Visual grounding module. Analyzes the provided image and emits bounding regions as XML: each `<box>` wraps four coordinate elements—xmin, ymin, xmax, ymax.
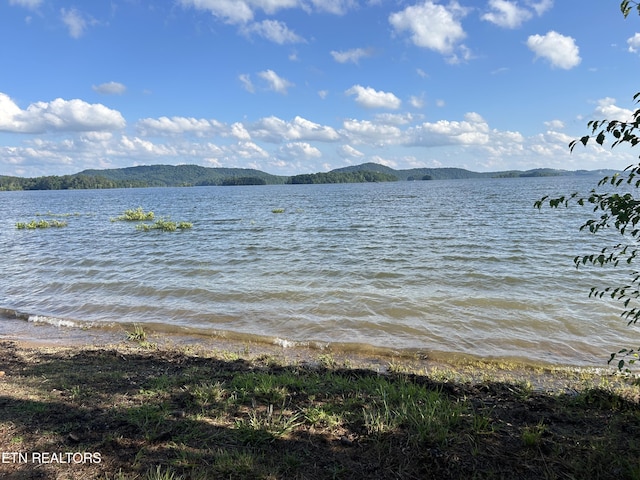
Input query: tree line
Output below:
<box><xmin>287</xmin><ymin>171</ymin><xmax>398</xmax><ymax>184</ymax></box>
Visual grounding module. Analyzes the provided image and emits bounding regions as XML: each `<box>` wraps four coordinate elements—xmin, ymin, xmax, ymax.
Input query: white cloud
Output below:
<box><xmin>339</xmin><ymin>144</ymin><xmax>365</xmax><ymax>158</ymax></box>
<box><xmin>60</xmin><ymin>8</ymin><xmax>91</xmax><ymax>39</ymax></box>
<box><xmin>406</xmin><ymin>113</ymin><xmax>490</xmax><ymax>147</ymax></box>
<box><xmin>258</xmin><ymin>69</ymin><xmax>294</xmax><ymax>94</ymax></box>
<box><xmin>279</xmin><ymin>142</ymin><xmax>322</xmax><ymax>160</ymax></box>
<box><xmin>0</xmin><ymin>93</ymin><xmax>125</xmax><ymax>133</ymax></box>
<box><xmin>482</xmin><ymin>0</ymin><xmax>532</xmax><ymax>28</ymax></box>
<box><xmin>482</xmin><ymin>1</ymin><xmax>552</xmax><ymax>28</ymax></box>
<box><xmin>527</xmin><ymin>31</ymin><xmax>581</xmax><ymax>69</ymax></box>
<box><xmin>179</xmin><ymin>0</ymin><xmax>352</xmax><ymax>25</ymax></box>
<box><xmin>318</xmin><ymin>90</ymin><xmax>329</xmax><ymax>99</ymax></box>
<box><xmin>544</xmin><ymin>119</ymin><xmax>564</xmax><ymax>130</ymax></box>
<box><xmin>234</xmin><ymin>140</ymin><xmax>269</xmax><ymax>159</ymax></box>
<box><xmin>92</xmin><ymin>82</ymin><xmax>127</xmax><ymax>95</ymax></box>
<box><xmin>342</xmin><ymin>119</ymin><xmax>402</xmax><ymax>146</ymax></box>
<box><xmin>593</xmin><ymin>97</ymin><xmax>635</xmax><ymax>122</ymax></box>
<box><xmin>178</xmin><ymin>0</ymin><xmax>255</xmax><ymax>24</ymax></box>
<box><xmin>136</xmin><ymin>116</ymin><xmax>225</xmax><ymax>137</ymax></box>
<box><xmin>330</xmin><ymin>47</ymin><xmax>373</xmax><ymax>64</ymax></box>
<box><xmin>9</xmin><ymin>0</ymin><xmax>42</xmax><ymax>9</ymax></box>
<box><xmin>527</xmin><ymin>0</ymin><xmax>553</xmax><ymax>16</ymax></box>
<box><xmin>389</xmin><ymin>1</ymin><xmax>468</xmax><ymax>59</ymax></box>
<box><xmin>249</xmin><ymin>115</ymin><xmax>341</xmax><ymax>142</ymax></box>
<box><xmin>628</xmin><ymin>33</ymin><xmax>640</xmax><ymax>53</ymax></box>
<box><xmin>346</xmin><ymin>85</ymin><xmax>402</xmax><ymax>110</ymax></box>
<box><xmin>231</xmin><ymin>122</ymin><xmax>251</xmax><ymax>140</ymax></box>
<box><xmin>373</xmin><ymin>113</ymin><xmax>416</xmax><ymax>125</ymax></box>
<box><xmin>409</xmin><ymin>95</ymin><xmax>425</xmax><ymax>109</ymax></box>
<box><xmin>241</xmin><ymin>19</ymin><xmax>305</xmax><ymax>44</ymax></box>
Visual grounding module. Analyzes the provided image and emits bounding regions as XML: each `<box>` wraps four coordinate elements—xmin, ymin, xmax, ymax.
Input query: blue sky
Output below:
<box><xmin>1</xmin><ymin>0</ymin><xmax>639</xmax><ymax>177</ymax></box>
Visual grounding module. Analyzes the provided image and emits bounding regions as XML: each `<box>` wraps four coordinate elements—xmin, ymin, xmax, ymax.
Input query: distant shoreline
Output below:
<box><xmin>0</xmin><ymin>162</ymin><xmax>617</xmax><ymax>191</ymax></box>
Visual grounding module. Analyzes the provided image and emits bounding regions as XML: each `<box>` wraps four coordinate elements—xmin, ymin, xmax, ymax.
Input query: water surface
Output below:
<box><xmin>1</xmin><ymin>176</ymin><xmax>635</xmax><ymax>366</ymax></box>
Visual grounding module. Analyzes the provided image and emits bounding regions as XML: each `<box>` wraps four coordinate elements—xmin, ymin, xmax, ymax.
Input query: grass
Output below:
<box><xmin>1</xmin><ymin>338</ymin><xmax>640</xmax><ymax>479</ymax></box>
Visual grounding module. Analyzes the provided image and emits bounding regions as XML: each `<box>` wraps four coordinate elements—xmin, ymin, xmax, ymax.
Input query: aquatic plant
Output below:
<box><xmin>136</xmin><ymin>218</ymin><xmax>193</xmax><ymax>232</ymax></box>
<box><xmin>126</xmin><ymin>324</ymin><xmax>149</xmax><ymax>344</ymax></box>
<box><xmin>16</xmin><ymin>219</ymin><xmax>68</xmax><ymax>229</ymax></box>
<box><xmin>271</xmin><ymin>208</ymin><xmax>285</xmax><ymax>214</ymax></box>
<box><xmin>112</xmin><ymin>207</ymin><xmax>155</xmax><ymax>222</ymax></box>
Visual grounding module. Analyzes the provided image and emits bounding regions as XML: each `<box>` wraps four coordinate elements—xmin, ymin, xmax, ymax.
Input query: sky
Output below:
<box><xmin>1</xmin><ymin>0</ymin><xmax>640</xmax><ymax>178</ymax></box>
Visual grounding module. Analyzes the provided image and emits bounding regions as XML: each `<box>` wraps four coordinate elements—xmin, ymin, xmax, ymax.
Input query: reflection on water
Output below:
<box><xmin>0</xmin><ymin>176</ymin><xmax>635</xmax><ymax>366</ymax></box>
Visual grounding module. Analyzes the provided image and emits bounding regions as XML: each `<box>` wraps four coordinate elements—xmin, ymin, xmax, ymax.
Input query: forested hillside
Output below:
<box><xmin>0</xmin><ymin>162</ymin><xmax>617</xmax><ymax>191</ymax></box>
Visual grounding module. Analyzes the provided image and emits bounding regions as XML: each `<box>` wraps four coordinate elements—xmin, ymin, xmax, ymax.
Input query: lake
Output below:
<box><xmin>1</xmin><ymin>176</ymin><xmax>636</xmax><ymax>366</ymax></box>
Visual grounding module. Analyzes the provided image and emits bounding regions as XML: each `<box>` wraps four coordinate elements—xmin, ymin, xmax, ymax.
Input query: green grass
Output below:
<box><xmin>2</xmin><ymin>340</ymin><xmax>640</xmax><ymax>480</ymax></box>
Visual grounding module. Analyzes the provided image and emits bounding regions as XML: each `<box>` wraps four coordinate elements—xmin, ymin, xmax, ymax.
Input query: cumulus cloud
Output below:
<box><xmin>330</xmin><ymin>47</ymin><xmax>373</xmax><ymax>64</ymax></box>
<box><xmin>373</xmin><ymin>113</ymin><xmax>416</xmax><ymax>125</ymax></box>
<box><xmin>0</xmin><ymin>93</ymin><xmax>125</xmax><ymax>133</ymax></box>
<box><xmin>249</xmin><ymin>115</ymin><xmax>341</xmax><ymax>143</ymax></box>
<box><xmin>482</xmin><ymin>0</ymin><xmax>532</xmax><ymax>28</ymax></box>
<box><xmin>178</xmin><ymin>0</ymin><xmax>256</xmax><ymax>24</ymax></box>
<box><xmin>528</xmin><ymin>0</ymin><xmax>553</xmax><ymax>16</ymax></box>
<box><xmin>339</xmin><ymin>144</ymin><xmax>365</xmax><ymax>158</ymax></box>
<box><xmin>231</xmin><ymin>122</ymin><xmax>251</xmax><ymax>140</ymax></box>
<box><xmin>258</xmin><ymin>69</ymin><xmax>294</xmax><ymax>94</ymax></box>
<box><xmin>406</xmin><ymin>113</ymin><xmax>490</xmax><ymax>147</ymax></box>
<box><xmin>628</xmin><ymin>33</ymin><xmax>640</xmax><ymax>53</ymax></box>
<box><xmin>346</xmin><ymin>85</ymin><xmax>402</xmax><ymax>110</ymax></box>
<box><xmin>544</xmin><ymin>119</ymin><xmax>564</xmax><ymax>130</ymax></box>
<box><xmin>481</xmin><ymin>0</ymin><xmax>552</xmax><ymax>28</ymax></box>
<box><xmin>136</xmin><ymin>116</ymin><xmax>225</xmax><ymax>137</ymax></box>
<box><xmin>389</xmin><ymin>1</ymin><xmax>468</xmax><ymax>59</ymax></box>
<box><xmin>527</xmin><ymin>31</ymin><xmax>581</xmax><ymax>69</ymax></box>
<box><xmin>92</xmin><ymin>81</ymin><xmax>127</xmax><ymax>95</ymax></box>
<box><xmin>241</xmin><ymin>19</ymin><xmax>305</xmax><ymax>44</ymax></box>
<box><xmin>593</xmin><ymin>97</ymin><xmax>635</xmax><ymax>122</ymax></box>
<box><xmin>179</xmin><ymin>0</ymin><xmax>354</xmax><ymax>26</ymax></box>
<box><xmin>234</xmin><ymin>140</ymin><xmax>269</xmax><ymax>159</ymax></box>
<box><xmin>342</xmin><ymin>119</ymin><xmax>402</xmax><ymax>146</ymax></box>
<box><xmin>278</xmin><ymin>142</ymin><xmax>322</xmax><ymax>160</ymax></box>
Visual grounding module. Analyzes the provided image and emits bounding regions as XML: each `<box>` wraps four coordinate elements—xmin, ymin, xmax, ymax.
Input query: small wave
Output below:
<box><xmin>28</xmin><ymin>315</ymin><xmax>78</xmax><ymax>328</ymax></box>
<box><xmin>273</xmin><ymin>337</ymin><xmax>310</xmax><ymax>349</ymax></box>
<box><xmin>0</xmin><ymin>307</ymin><xmax>88</xmax><ymax>329</ymax></box>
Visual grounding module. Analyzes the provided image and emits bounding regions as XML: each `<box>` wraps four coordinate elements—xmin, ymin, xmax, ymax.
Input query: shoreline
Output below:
<box><xmin>0</xmin><ymin>317</ymin><xmax>621</xmax><ymax>395</ymax></box>
<box><xmin>2</xmin><ymin>328</ymin><xmax>640</xmax><ymax>479</ymax></box>
<box><xmin>0</xmin><ymin>307</ymin><xmax>612</xmax><ymax>374</ymax></box>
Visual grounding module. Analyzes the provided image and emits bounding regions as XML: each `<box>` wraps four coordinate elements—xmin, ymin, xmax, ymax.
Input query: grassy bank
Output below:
<box><xmin>1</xmin><ymin>335</ymin><xmax>640</xmax><ymax>479</ymax></box>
